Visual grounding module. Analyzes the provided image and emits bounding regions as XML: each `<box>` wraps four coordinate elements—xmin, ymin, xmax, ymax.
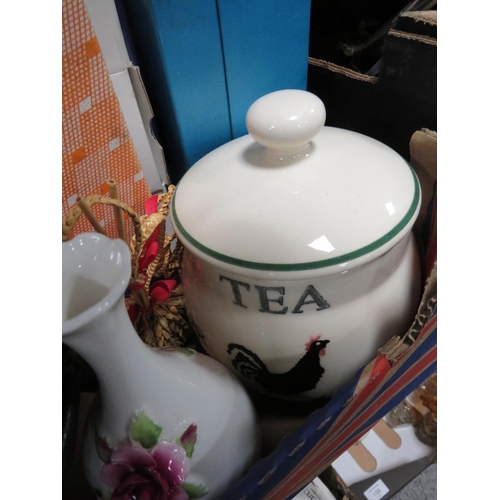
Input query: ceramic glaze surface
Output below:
<box><xmin>245</xmin><ymin>89</ymin><xmax>326</xmax><ymax>153</ymax></box>
<box><xmin>171</xmin><ymin>90</ymin><xmax>423</xmax><ymax>400</ymax></box>
<box><xmin>62</xmin><ymin>234</ymin><xmax>261</xmax><ymax>499</ymax></box>
<box><xmin>182</xmin><ymin>232</ymin><xmax>421</xmax><ymax>399</ymax></box>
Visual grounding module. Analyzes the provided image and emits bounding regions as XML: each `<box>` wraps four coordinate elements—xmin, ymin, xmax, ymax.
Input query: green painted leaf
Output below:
<box><xmin>129</xmin><ymin>411</ymin><xmax>162</xmax><ymax>449</ymax></box>
<box><xmin>181</xmin><ymin>482</ymin><xmax>208</xmax><ymax>499</ymax></box>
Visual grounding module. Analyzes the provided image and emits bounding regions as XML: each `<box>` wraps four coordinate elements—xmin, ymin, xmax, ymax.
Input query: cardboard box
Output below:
<box><xmin>62</xmin><ymin>6</ymin><xmax>437</xmax><ymax>499</ymax></box>
<box><xmin>308</xmin><ymin>11</ymin><xmax>437</xmax><ymax>163</ymax></box>
<box><xmin>84</xmin><ymin>0</ymin><xmax>169</xmax><ymax>193</ymax></box>
<box><xmin>117</xmin><ymin>0</ymin><xmax>311</xmax><ymax>183</ymax></box>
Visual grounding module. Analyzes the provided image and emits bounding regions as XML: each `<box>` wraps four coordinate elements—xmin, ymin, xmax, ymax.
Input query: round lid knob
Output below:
<box><xmin>245</xmin><ymin>89</ymin><xmax>326</xmax><ymax>154</ymax></box>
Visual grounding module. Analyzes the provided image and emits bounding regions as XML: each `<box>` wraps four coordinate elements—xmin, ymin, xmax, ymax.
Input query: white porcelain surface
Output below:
<box><xmin>62</xmin><ymin>234</ymin><xmax>261</xmax><ymax>499</ymax></box>
<box><xmin>246</xmin><ymin>89</ymin><xmax>326</xmax><ymax>154</ymax></box>
<box><xmin>182</xmin><ymin>232</ymin><xmax>421</xmax><ymax>399</ymax></box>
<box><xmin>171</xmin><ymin>90</ymin><xmax>422</xmax><ymax>400</ymax></box>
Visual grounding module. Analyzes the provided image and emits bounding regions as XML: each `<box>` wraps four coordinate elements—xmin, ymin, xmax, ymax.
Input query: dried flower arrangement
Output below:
<box><xmin>62</xmin><ymin>181</ymin><xmax>193</xmax><ymax>348</ymax></box>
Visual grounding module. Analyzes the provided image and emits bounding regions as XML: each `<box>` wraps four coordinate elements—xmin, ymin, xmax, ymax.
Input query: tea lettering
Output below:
<box><xmin>219</xmin><ymin>276</ymin><xmax>330</xmax><ymax>314</ymax></box>
<box><xmin>219</xmin><ymin>276</ymin><xmax>250</xmax><ymax>308</ymax></box>
<box><xmin>255</xmin><ymin>285</ymin><xmax>287</xmax><ymax>314</ymax></box>
<box><xmin>291</xmin><ymin>284</ymin><xmax>330</xmax><ymax>313</ymax></box>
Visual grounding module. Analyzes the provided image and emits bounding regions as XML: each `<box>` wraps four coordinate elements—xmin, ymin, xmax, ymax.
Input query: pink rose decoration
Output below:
<box><xmin>101</xmin><ymin>442</ymin><xmax>190</xmax><ymax>500</ymax></box>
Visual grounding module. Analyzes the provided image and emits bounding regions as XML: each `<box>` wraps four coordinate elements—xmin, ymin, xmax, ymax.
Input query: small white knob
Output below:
<box><xmin>246</xmin><ymin>89</ymin><xmax>326</xmax><ymax>154</ymax></box>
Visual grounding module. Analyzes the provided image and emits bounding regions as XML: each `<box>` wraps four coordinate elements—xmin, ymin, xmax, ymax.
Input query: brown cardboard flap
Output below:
<box><xmin>308</xmin><ymin>58</ymin><xmax>378</xmax><ymax>83</ymax></box>
<box><xmin>308</xmin><ymin>10</ymin><xmax>437</xmax><ymax>161</ymax></box>
<box><xmin>401</xmin><ymin>10</ymin><xmax>437</xmax><ymax>25</ymax></box>
<box><xmin>410</xmin><ymin>129</ymin><xmax>437</xmax><ymax>240</ymax></box>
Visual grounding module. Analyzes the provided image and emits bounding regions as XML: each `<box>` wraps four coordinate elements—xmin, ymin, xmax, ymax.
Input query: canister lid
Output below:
<box><xmin>171</xmin><ymin>90</ymin><xmax>421</xmax><ymax>275</ymax></box>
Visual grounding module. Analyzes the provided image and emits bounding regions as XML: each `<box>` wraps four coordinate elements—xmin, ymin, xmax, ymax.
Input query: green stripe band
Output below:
<box><xmin>172</xmin><ymin>165</ymin><xmax>420</xmax><ymax>272</ymax></box>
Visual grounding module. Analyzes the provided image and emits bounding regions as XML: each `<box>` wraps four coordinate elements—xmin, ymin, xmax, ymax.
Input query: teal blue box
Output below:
<box><xmin>119</xmin><ymin>0</ymin><xmax>311</xmax><ymax>183</ymax></box>
<box><xmin>217</xmin><ymin>0</ymin><xmax>311</xmax><ymax>139</ymax></box>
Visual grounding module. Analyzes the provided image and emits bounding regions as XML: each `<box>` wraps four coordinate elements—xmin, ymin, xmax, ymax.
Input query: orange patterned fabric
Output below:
<box><xmin>62</xmin><ymin>0</ymin><xmax>151</xmax><ymax>239</ymax></box>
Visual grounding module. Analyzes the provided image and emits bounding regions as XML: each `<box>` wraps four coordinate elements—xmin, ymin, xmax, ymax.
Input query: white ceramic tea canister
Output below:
<box><xmin>171</xmin><ymin>89</ymin><xmax>422</xmax><ymax>400</ymax></box>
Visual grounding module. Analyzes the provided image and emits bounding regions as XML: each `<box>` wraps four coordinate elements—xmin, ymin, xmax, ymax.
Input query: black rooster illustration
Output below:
<box><xmin>227</xmin><ymin>339</ymin><xmax>330</xmax><ymax>396</ymax></box>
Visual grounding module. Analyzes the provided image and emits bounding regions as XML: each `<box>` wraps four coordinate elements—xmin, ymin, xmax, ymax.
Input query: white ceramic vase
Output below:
<box><xmin>62</xmin><ymin>233</ymin><xmax>261</xmax><ymax>500</ymax></box>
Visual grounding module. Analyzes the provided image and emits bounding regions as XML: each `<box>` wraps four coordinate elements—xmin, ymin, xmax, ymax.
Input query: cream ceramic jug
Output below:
<box><xmin>171</xmin><ymin>90</ymin><xmax>422</xmax><ymax>400</ymax></box>
<box><xmin>62</xmin><ymin>233</ymin><xmax>261</xmax><ymax>499</ymax></box>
